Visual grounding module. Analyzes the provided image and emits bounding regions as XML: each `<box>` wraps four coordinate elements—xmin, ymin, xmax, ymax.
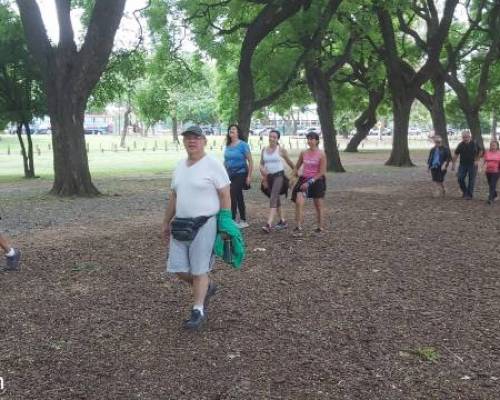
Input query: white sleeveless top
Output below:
<box><xmin>262</xmin><ymin>146</ymin><xmax>284</xmax><ymax>174</ymax></box>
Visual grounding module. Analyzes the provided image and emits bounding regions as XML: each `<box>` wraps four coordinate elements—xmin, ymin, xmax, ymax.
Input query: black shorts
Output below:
<box><xmin>430</xmin><ymin>167</ymin><xmax>447</xmax><ymax>183</ymax></box>
<box><xmin>291</xmin><ymin>176</ymin><xmax>326</xmax><ymax>202</ymax></box>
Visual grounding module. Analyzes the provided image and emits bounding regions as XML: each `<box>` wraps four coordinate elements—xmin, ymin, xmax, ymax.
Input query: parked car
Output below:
<box><xmin>84</xmin><ymin>127</ymin><xmax>107</xmax><ymax>135</ymax></box>
<box><xmin>201</xmin><ymin>126</ymin><xmax>214</xmax><ymax>135</ymax></box>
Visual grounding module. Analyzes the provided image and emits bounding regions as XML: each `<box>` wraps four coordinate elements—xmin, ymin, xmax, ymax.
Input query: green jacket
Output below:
<box><xmin>213</xmin><ymin>209</ymin><xmax>245</xmax><ymax>269</ymax></box>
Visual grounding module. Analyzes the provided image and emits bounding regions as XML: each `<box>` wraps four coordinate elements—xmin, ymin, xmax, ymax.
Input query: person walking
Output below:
<box><xmin>162</xmin><ymin>125</ymin><xmax>232</xmax><ymax>330</ymax></box>
<box><xmin>224</xmin><ymin>124</ymin><xmax>253</xmax><ymax>228</ymax></box>
<box><xmin>259</xmin><ymin>129</ymin><xmax>295</xmax><ymax>233</ymax></box>
<box><xmin>427</xmin><ymin>135</ymin><xmax>451</xmax><ymax>197</ymax></box>
<box><xmin>291</xmin><ymin>131</ymin><xmax>327</xmax><ymax>232</ymax></box>
<box><xmin>481</xmin><ymin>140</ymin><xmax>500</xmax><ymax>204</ymax></box>
<box><xmin>0</xmin><ymin>231</ymin><xmax>21</xmax><ymax>271</ymax></box>
<box><xmin>452</xmin><ymin>131</ymin><xmax>482</xmax><ymax>199</ymax></box>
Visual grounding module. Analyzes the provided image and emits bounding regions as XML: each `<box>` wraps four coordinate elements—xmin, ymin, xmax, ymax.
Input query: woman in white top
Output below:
<box><xmin>259</xmin><ymin>129</ymin><xmax>295</xmax><ymax>233</ymax></box>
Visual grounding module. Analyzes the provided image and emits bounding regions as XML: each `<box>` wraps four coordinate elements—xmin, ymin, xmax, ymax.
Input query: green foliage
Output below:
<box><xmin>0</xmin><ymin>3</ymin><xmax>46</xmax><ymax>124</ymax></box>
<box><xmin>89</xmin><ymin>49</ymin><xmax>146</xmax><ymax>111</ymax></box>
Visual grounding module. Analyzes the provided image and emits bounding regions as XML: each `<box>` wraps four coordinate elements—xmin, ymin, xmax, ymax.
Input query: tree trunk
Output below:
<box><xmin>491</xmin><ymin>110</ymin><xmax>497</xmax><ymax>140</ymax></box>
<box><xmin>464</xmin><ymin>109</ymin><xmax>484</xmax><ymax>149</ymax></box>
<box><xmin>290</xmin><ymin>111</ymin><xmax>298</xmax><ymax>135</ymax></box>
<box><xmin>23</xmin><ymin>122</ymin><xmax>35</xmax><ymax>177</ymax></box>
<box><xmin>172</xmin><ymin>113</ymin><xmax>179</xmax><ymax>143</ymax></box>
<box><xmin>16</xmin><ymin>122</ymin><xmax>30</xmax><ymax>178</ymax></box>
<box><xmin>430</xmin><ymin>76</ymin><xmax>449</xmax><ymax>146</ymax></box>
<box><xmin>305</xmin><ymin>63</ymin><xmax>345</xmax><ymax>172</ymax></box>
<box><xmin>17</xmin><ymin>0</ymin><xmax>126</xmax><ymax>196</ymax></box>
<box><xmin>345</xmin><ymin>87</ymin><xmax>384</xmax><ymax>152</ymax></box>
<box><xmin>237</xmin><ymin>95</ymin><xmax>253</xmax><ymax>140</ymax></box>
<box><xmin>120</xmin><ymin>104</ymin><xmax>131</xmax><ymax>148</ymax></box>
<box><xmin>48</xmin><ymin>95</ymin><xmax>98</xmax><ymax>196</ymax></box>
<box><xmin>386</xmin><ymin>97</ymin><xmax>414</xmax><ymax>166</ymax></box>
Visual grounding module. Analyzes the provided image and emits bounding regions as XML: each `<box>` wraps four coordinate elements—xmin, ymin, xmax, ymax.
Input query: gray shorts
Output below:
<box><xmin>166</xmin><ymin>216</ymin><xmax>216</xmax><ymax>276</ymax></box>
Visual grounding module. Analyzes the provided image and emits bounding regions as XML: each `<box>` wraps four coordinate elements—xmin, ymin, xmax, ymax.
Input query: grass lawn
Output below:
<box><xmin>0</xmin><ymin>133</ymin><xmax>434</xmax><ymax>184</ymax></box>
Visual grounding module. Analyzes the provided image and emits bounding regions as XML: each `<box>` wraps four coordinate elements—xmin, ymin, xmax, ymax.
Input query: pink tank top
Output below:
<box><xmin>302</xmin><ymin>150</ymin><xmax>322</xmax><ymax>178</ymax></box>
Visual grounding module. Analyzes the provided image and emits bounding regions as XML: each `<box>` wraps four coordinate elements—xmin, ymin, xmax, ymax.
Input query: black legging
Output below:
<box><xmin>230</xmin><ymin>173</ymin><xmax>246</xmax><ymax>221</ymax></box>
<box><xmin>486</xmin><ymin>172</ymin><xmax>499</xmax><ymax>201</ymax></box>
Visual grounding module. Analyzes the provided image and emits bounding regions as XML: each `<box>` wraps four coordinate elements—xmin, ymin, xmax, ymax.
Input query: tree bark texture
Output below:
<box><xmin>16</xmin><ymin>0</ymin><xmax>126</xmax><ymax>196</ymax></box>
<box><xmin>386</xmin><ymin>97</ymin><xmax>414</xmax><ymax>167</ymax></box>
<box><xmin>345</xmin><ymin>86</ymin><xmax>384</xmax><ymax>152</ymax></box>
<box><xmin>376</xmin><ymin>1</ymin><xmax>458</xmax><ymax>166</ymax></box>
<box><xmin>305</xmin><ymin>63</ymin><xmax>345</xmax><ymax>172</ymax></box>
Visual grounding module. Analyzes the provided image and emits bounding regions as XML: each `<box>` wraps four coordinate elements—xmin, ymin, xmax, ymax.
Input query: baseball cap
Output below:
<box><xmin>181</xmin><ymin>125</ymin><xmax>204</xmax><ymax>137</ymax></box>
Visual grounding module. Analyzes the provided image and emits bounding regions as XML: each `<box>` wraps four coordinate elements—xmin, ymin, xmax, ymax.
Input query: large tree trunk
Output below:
<box><xmin>17</xmin><ymin>0</ymin><xmax>126</xmax><ymax>196</ymax></box>
<box><xmin>430</xmin><ymin>76</ymin><xmax>449</xmax><ymax>145</ymax></box>
<box><xmin>386</xmin><ymin>97</ymin><xmax>414</xmax><ymax>166</ymax></box>
<box><xmin>346</xmin><ymin>86</ymin><xmax>384</xmax><ymax>152</ymax></box>
<box><xmin>48</xmin><ymin>96</ymin><xmax>98</xmax><ymax>196</ymax></box>
<box><xmin>417</xmin><ymin>76</ymin><xmax>449</xmax><ymax>147</ymax></box>
<box><xmin>237</xmin><ymin>90</ymin><xmax>253</xmax><ymax>140</ymax></box>
<box><xmin>305</xmin><ymin>63</ymin><xmax>345</xmax><ymax>172</ymax></box>
<box><xmin>464</xmin><ymin>108</ymin><xmax>484</xmax><ymax>148</ymax></box>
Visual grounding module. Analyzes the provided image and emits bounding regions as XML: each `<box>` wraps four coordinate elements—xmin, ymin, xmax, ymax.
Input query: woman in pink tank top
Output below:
<box><xmin>291</xmin><ymin>131</ymin><xmax>327</xmax><ymax>232</ymax></box>
<box><xmin>481</xmin><ymin>140</ymin><xmax>500</xmax><ymax>204</ymax></box>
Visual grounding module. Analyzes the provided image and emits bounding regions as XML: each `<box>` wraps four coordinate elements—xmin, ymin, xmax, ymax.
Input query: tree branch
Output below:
<box><xmin>16</xmin><ymin>0</ymin><xmax>53</xmax><ymax>80</ymax></box>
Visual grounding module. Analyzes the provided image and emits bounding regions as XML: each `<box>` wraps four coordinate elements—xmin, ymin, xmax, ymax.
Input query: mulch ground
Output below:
<box><xmin>1</xmin><ymin>151</ymin><xmax>499</xmax><ymax>399</ymax></box>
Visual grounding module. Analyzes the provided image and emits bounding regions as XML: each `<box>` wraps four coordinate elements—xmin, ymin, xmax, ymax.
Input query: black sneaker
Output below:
<box><xmin>275</xmin><ymin>220</ymin><xmax>288</xmax><ymax>230</ymax></box>
<box><xmin>204</xmin><ymin>282</ymin><xmax>218</xmax><ymax>309</ymax></box>
<box><xmin>5</xmin><ymin>249</ymin><xmax>21</xmax><ymax>271</ymax></box>
<box><xmin>183</xmin><ymin>309</ymin><xmax>206</xmax><ymax>330</ymax></box>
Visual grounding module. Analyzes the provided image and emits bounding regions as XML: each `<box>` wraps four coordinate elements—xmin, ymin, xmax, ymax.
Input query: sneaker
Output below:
<box><xmin>275</xmin><ymin>220</ymin><xmax>288</xmax><ymax>230</ymax></box>
<box><xmin>204</xmin><ymin>282</ymin><xmax>218</xmax><ymax>309</ymax></box>
<box><xmin>183</xmin><ymin>309</ymin><xmax>206</xmax><ymax>331</ymax></box>
<box><xmin>238</xmin><ymin>221</ymin><xmax>249</xmax><ymax>229</ymax></box>
<box><xmin>261</xmin><ymin>223</ymin><xmax>271</xmax><ymax>233</ymax></box>
<box><xmin>5</xmin><ymin>249</ymin><xmax>21</xmax><ymax>271</ymax></box>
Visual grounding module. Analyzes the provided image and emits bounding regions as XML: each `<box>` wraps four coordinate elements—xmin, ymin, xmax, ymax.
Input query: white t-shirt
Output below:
<box><xmin>171</xmin><ymin>154</ymin><xmax>230</xmax><ymax>218</ymax></box>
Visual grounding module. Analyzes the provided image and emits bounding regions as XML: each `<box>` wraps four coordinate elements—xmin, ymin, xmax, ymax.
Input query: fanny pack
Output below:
<box><xmin>171</xmin><ymin>216</ymin><xmax>211</xmax><ymax>241</ymax></box>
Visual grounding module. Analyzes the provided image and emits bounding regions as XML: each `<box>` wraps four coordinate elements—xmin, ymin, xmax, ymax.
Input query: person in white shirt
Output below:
<box><xmin>162</xmin><ymin>125</ymin><xmax>231</xmax><ymax>330</ymax></box>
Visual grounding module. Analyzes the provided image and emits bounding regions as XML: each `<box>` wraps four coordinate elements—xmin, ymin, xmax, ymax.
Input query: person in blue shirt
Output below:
<box><xmin>224</xmin><ymin>124</ymin><xmax>254</xmax><ymax>228</ymax></box>
<box><xmin>427</xmin><ymin>135</ymin><xmax>451</xmax><ymax>197</ymax></box>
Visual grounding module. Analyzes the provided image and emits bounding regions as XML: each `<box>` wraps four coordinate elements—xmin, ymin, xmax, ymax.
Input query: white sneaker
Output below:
<box><xmin>238</xmin><ymin>221</ymin><xmax>249</xmax><ymax>229</ymax></box>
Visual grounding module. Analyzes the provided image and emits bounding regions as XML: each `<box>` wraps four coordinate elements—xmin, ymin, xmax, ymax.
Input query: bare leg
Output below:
<box><xmin>0</xmin><ymin>234</ymin><xmax>11</xmax><ymax>253</ymax></box>
<box><xmin>192</xmin><ymin>274</ymin><xmax>209</xmax><ymax>307</ymax></box>
<box><xmin>295</xmin><ymin>193</ymin><xmax>305</xmax><ymax>228</ymax></box>
<box><xmin>277</xmin><ymin>206</ymin><xmax>285</xmax><ymax>222</ymax></box>
<box><xmin>313</xmin><ymin>198</ymin><xmax>324</xmax><ymax>230</ymax></box>
<box><xmin>267</xmin><ymin>208</ymin><xmax>277</xmax><ymax>226</ymax></box>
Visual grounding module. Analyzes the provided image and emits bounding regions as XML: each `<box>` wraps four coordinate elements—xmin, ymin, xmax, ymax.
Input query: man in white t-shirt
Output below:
<box><xmin>162</xmin><ymin>125</ymin><xmax>231</xmax><ymax>330</ymax></box>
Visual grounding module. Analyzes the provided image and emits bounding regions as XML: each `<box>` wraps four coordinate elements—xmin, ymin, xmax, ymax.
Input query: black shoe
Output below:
<box><xmin>4</xmin><ymin>249</ymin><xmax>21</xmax><ymax>271</ymax></box>
<box><xmin>183</xmin><ymin>309</ymin><xmax>206</xmax><ymax>331</ymax></box>
<box><xmin>204</xmin><ymin>282</ymin><xmax>218</xmax><ymax>309</ymax></box>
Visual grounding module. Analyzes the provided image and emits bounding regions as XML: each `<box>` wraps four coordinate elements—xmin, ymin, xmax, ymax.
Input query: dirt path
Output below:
<box><xmin>1</xmin><ymin>152</ymin><xmax>499</xmax><ymax>399</ymax></box>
